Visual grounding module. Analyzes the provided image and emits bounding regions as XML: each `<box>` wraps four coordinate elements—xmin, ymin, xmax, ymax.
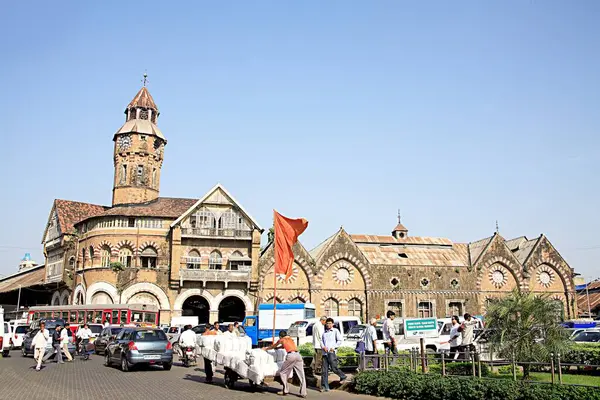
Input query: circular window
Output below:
<box><xmin>539</xmin><ymin>271</ymin><xmax>551</xmax><ymax>285</ymax></box>
<box><xmin>491</xmin><ymin>270</ymin><xmax>505</xmax><ymax>284</ymax></box>
<box><xmin>336</xmin><ymin>267</ymin><xmax>349</xmax><ymax>282</ymax></box>
<box><xmin>332</xmin><ymin>263</ymin><xmax>354</xmax><ymax>285</ymax></box>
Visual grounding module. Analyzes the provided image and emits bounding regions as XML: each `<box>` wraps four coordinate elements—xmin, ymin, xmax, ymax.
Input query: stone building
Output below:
<box><xmin>37</xmin><ymin>83</ymin><xmax>577</xmax><ymax>325</ymax></box>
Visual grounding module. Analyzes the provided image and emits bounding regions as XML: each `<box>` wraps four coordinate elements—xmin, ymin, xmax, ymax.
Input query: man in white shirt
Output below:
<box><xmin>312</xmin><ymin>316</ymin><xmax>326</xmax><ymax>375</ymax></box>
<box><xmin>178</xmin><ymin>325</ymin><xmax>197</xmax><ymax>358</ymax></box>
<box><xmin>363</xmin><ymin>318</ymin><xmax>379</xmax><ymax>369</ymax></box>
<box><xmin>31</xmin><ymin>321</ymin><xmax>50</xmax><ymax>371</ymax></box>
<box><xmin>223</xmin><ymin>323</ymin><xmax>237</xmax><ymax>337</ymax></box>
<box><xmin>382</xmin><ymin>311</ymin><xmax>398</xmax><ymax>355</ymax></box>
<box><xmin>442</xmin><ymin>316</ymin><xmax>461</xmax><ymax>361</ymax></box>
<box><xmin>60</xmin><ymin>323</ymin><xmax>73</xmax><ymax>362</ymax></box>
<box><xmin>77</xmin><ymin>323</ymin><xmax>93</xmax><ymax>357</ymax></box>
<box><xmin>459</xmin><ymin>313</ymin><xmax>479</xmax><ymax>360</ymax></box>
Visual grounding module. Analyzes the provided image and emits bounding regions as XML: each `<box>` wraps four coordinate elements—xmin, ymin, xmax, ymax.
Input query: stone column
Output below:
<box><xmin>170</xmin><ymin>227</ymin><xmax>182</xmax><ymax>283</ymax></box>
<box><xmin>209</xmin><ymin>309</ymin><xmax>219</xmax><ymax>323</ymax></box>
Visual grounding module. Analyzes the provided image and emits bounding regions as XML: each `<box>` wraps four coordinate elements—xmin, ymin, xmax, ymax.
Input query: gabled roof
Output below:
<box><xmin>46</xmin><ymin>199</ymin><xmax>107</xmax><ymax>238</ymax></box>
<box><xmin>356</xmin><ymin>241</ymin><xmax>469</xmax><ymax>267</ymax></box>
<box><xmin>170</xmin><ymin>183</ymin><xmax>263</xmax><ymax>231</ymax></box>
<box><xmin>0</xmin><ymin>264</ymin><xmax>46</xmax><ymax>293</ymax></box>
<box><xmin>392</xmin><ymin>223</ymin><xmax>408</xmax><ymax>232</ymax></box>
<box><xmin>468</xmin><ymin>235</ymin><xmax>494</xmax><ymax>266</ymax></box>
<box><xmin>506</xmin><ymin>236</ymin><xmax>539</xmax><ymax>264</ymax></box>
<box><xmin>351</xmin><ymin>235</ymin><xmax>453</xmax><ymax>246</ymax></box>
<box><xmin>79</xmin><ymin>197</ymin><xmax>197</xmax><ymax>223</ymax></box>
<box><xmin>128</xmin><ymin>87</ymin><xmax>158</xmax><ymax>110</ymax></box>
<box><xmin>309</xmin><ymin>232</ymin><xmax>338</xmax><ymax>260</ymax></box>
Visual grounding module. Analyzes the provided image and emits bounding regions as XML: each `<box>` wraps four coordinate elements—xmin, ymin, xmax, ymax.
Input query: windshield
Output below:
<box><xmin>110</xmin><ymin>328</ymin><xmax>123</xmax><ymax>335</ymax></box>
<box><xmin>133</xmin><ymin>329</ymin><xmax>168</xmax><ymax>341</ymax></box>
<box><xmin>168</xmin><ymin>327</ymin><xmax>180</xmax><ymax>334</ymax></box>
<box><xmin>89</xmin><ymin>325</ymin><xmax>103</xmax><ymax>334</ymax></box>
<box><xmin>15</xmin><ymin>325</ymin><xmax>28</xmax><ymax>334</ymax></box>
<box><xmin>347</xmin><ymin>325</ymin><xmax>366</xmax><ymax>335</ymax></box>
<box><xmin>290</xmin><ymin>321</ymin><xmax>308</xmax><ymax>328</ymax></box>
<box><xmin>573</xmin><ymin>331</ymin><xmax>600</xmax><ymax>342</ymax></box>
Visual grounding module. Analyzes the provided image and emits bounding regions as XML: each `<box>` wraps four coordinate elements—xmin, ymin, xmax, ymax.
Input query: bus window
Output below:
<box><xmin>59</xmin><ymin>311</ymin><xmax>66</xmax><ymax>320</ymax></box>
<box><xmin>92</xmin><ymin>311</ymin><xmax>101</xmax><ymax>323</ymax></box>
<box><xmin>143</xmin><ymin>312</ymin><xmax>156</xmax><ymax>324</ymax></box>
<box><xmin>34</xmin><ymin>312</ymin><xmax>40</xmax><ymax>320</ymax></box>
<box><xmin>70</xmin><ymin>311</ymin><xmax>77</xmax><ymax>323</ymax></box>
<box><xmin>120</xmin><ymin>310</ymin><xmax>128</xmax><ymax>324</ymax></box>
<box><xmin>85</xmin><ymin>311</ymin><xmax>93</xmax><ymax>323</ymax></box>
<box><xmin>112</xmin><ymin>310</ymin><xmax>119</xmax><ymax>324</ymax></box>
<box><xmin>77</xmin><ymin>311</ymin><xmax>84</xmax><ymax>324</ymax></box>
<box><xmin>131</xmin><ymin>312</ymin><xmax>142</xmax><ymax>323</ymax></box>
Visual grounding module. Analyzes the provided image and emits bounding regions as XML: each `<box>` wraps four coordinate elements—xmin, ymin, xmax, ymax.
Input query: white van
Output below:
<box><xmin>0</xmin><ymin>307</ymin><xmax>11</xmax><ymax>357</ymax></box>
<box><xmin>288</xmin><ymin>316</ymin><xmax>361</xmax><ymax>346</ymax></box>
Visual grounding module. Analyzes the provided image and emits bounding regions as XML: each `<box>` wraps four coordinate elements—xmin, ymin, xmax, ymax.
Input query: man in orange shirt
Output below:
<box><xmin>264</xmin><ymin>330</ymin><xmax>306</xmax><ymax>397</ymax></box>
<box><xmin>202</xmin><ymin>323</ymin><xmax>218</xmax><ymax>383</ymax></box>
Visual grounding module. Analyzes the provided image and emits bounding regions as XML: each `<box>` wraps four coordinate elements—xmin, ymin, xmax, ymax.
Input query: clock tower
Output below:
<box><xmin>112</xmin><ymin>80</ymin><xmax>166</xmax><ymax>206</ymax></box>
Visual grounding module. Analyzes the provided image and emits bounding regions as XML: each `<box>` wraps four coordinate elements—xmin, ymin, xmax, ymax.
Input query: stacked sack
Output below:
<box><xmin>215</xmin><ymin>336</ymin><xmax>252</xmax><ymax>369</ymax></box>
<box><xmin>199</xmin><ymin>335</ymin><xmax>219</xmax><ymax>362</ymax></box>
<box><xmin>244</xmin><ymin>348</ymin><xmax>287</xmax><ymax>383</ymax></box>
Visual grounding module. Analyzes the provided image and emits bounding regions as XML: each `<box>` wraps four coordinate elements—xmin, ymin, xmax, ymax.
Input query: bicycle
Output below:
<box><xmin>78</xmin><ymin>339</ymin><xmax>90</xmax><ymax>361</ymax></box>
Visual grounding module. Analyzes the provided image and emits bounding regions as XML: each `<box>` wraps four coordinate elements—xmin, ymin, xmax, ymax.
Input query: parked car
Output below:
<box><xmin>572</xmin><ymin>329</ymin><xmax>600</xmax><ymax>343</ymax></box>
<box><xmin>288</xmin><ymin>316</ymin><xmax>361</xmax><ymax>345</ymax></box>
<box><xmin>94</xmin><ymin>326</ymin><xmax>124</xmax><ymax>355</ymax></box>
<box><xmin>2</xmin><ymin>321</ymin><xmax>11</xmax><ymax>356</ymax></box>
<box><xmin>11</xmin><ymin>324</ymin><xmax>29</xmax><ymax>350</ymax></box>
<box><xmin>166</xmin><ymin>326</ymin><xmax>183</xmax><ymax>344</ymax></box>
<box><xmin>104</xmin><ymin>327</ymin><xmax>173</xmax><ymax>371</ymax></box>
<box><xmin>88</xmin><ymin>324</ymin><xmax>104</xmax><ymax>342</ymax></box>
<box><xmin>343</xmin><ymin>324</ymin><xmax>385</xmax><ymax>351</ymax></box>
<box><xmin>22</xmin><ymin>322</ymin><xmax>76</xmax><ymax>358</ymax></box>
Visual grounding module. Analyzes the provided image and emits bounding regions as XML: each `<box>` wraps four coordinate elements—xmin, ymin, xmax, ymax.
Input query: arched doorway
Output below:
<box><xmin>91</xmin><ymin>291</ymin><xmax>113</xmax><ymax>304</ymax></box>
<box><xmin>182</xmin><ymin>296</ymin><xmax>210</xmax><ymax>324</ymax></box>
<box><xmin>218</xmin><ymin>296</ymin><xmax>246</xmax><ymax>322</ymax></box>
<box><xmin>128</xmin><ymin>292</ymin><xmax>160</xmax><ymax>309</ymax></box>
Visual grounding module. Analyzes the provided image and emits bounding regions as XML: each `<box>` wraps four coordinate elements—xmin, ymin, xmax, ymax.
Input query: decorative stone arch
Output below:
<box><xmin>174</xmin><ymin>289</ymin><xmax>217</xmax><ymax>311</ymax></box>
<box><xmin>51</xmin><ymin>291</ymin><xmax>61</xmax><ymax>306</ymax></box>
<box><xmin>476</xmin><ymin>256</ymin><xmax>524</xmax><ymax>291</ymax></box>
<box><xmin>73</xmin><ymin>284</ymin><xmax>86</xmax><ymax>305</ymax></box>
<box><xmin>85</xmin><ymin>281</ymin><xmax>118</xmax><ymax>304</ymax></box>
<box><xmin>137</xmin><ymin>241</ymin><xmax>161</xmax><ymax>255</ymax></box>
<box><xmin>59</xmin><ymin>289</ymin><xmax>70</xmax><ymax>305</ymax></box>
<box><xmin>530</xmin><ymin>261</ymin><xmax>572</xmax><ymax>293</ymax></box>
<box><xmin>315</xmin><ymin>253</ymin><xmax>372</xmax><ymax>290</ymax></box>
<box><xmin>321</xmin><ymin>292</ymin><xmax>344</xmax><ymax>306</ymax></box>
<box><xmin>345</xmin><ymin>293</ymin><xmax>366</xmax><ymax>304</ymax></box>
<box><xmin>95</xmin><ymin>240</ymin><xmax>117</xmax><ymax>256</ymax></box>
<box><xmin>262</xmin><ymin>292</ymin><xmax>285</xmax><ymax>304</ymax></box>
<box><xmin>260</xmin><ymin>254</ymin><xmax>315</xmax><ymax>289</ymax></box>
<box><xmin>116</xmin><ymin>240</ymin><xmax>136</xmax><ymax>254</ymax></box>
<box><xmin>120</xmin><ymin>282</ymin><xmax>170</xmax><ymax>311</ymax></box>
<box><xmin>287</xmin><ymin>291</ymin><xmax>309</xmax><ymax>303</ymax></box>
<box><xmin>213</xmin><ymin>289</ymin><xmax>254</xmax><ymax>312</ymax></box>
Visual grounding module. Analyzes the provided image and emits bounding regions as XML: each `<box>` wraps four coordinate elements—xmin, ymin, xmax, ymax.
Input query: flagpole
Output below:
<box><xmin>272</xmin><ymin>210</ymin><xmax>277</xmax><ymax>342</ymax></box>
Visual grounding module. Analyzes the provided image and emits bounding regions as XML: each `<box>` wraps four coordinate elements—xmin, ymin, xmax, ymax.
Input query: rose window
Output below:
<box><xmin>536</xmin><ymin>266</ymin><xmax>554</xmax><ymax>288</ymax></box>
<box><xmin>332</xmin><ymin>263</ymin><xmax>354</xmax><ymax>285</ymax></box>
<box><xmin>489</xmin><ymin>266</ymin><xmax>508</xmax><ymax>288</ymax></box>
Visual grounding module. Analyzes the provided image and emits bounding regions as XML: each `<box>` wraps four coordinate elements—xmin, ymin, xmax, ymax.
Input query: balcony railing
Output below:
<box><xmin>181</xmin><ymin>227</ymin><xmax>252</xmax><ymax>239</ymax></box>
<box><xmin>179</xmin><ymin>266</ymin><xmax>251</xmax><ymax>288</ymax></box>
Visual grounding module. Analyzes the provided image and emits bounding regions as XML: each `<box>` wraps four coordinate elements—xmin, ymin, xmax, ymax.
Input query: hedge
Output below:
<box><xmin>562</xmin><ymin>343</ymin><xmax>600</xmax><ymax>366</ymax></box>
<box><xmin>429</xmin><ymin>362</ymin><xmax>491</xmax><ymax>377</ymax></box>
<box><xmin>297</xmin><ymin>344</ymin><xmax>358</xmax><ymax>367</ymax></box>
<box><xmin>353</xmin><ymin>370</ymin><xmax>600</xmax><ymax>400</ymax></box>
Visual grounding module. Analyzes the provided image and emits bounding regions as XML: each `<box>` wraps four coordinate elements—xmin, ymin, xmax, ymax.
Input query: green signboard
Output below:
<box><xmin>403</xmin><ymin>318</ymin><xmax>439</xmax><ymax>338</ymax></box>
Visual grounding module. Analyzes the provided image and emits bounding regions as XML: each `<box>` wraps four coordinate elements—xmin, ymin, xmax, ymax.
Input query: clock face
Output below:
<box><xmin>117</xmin><ymin>135</ymin><xmax>131</xmax><ymax>151</ymax></box>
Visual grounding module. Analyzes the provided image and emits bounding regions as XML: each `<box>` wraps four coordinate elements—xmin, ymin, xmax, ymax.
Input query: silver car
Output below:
<box><xmin>104</xmin><ymin>327</ymin><xmax>173</xmax><ymax>371</ymax></box>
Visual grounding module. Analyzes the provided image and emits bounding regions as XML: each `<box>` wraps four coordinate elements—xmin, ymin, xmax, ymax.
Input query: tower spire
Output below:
<box><xmin>142</xmin><ymin>72</ymin><xmax>148</xmax><ymax>87</ymax></box>
<box><xmin>397</xmin><ymin>209</ymin><xmax>401</xmax><ymax>224</ymax></box>
<box><xmin>495</xmin><ymin>220</ymin><xmax>499</xmax><ymax>233</ymax></box>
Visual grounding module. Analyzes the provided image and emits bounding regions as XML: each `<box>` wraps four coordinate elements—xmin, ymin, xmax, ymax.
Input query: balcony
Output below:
<box><xmin>181</xmin><ymin>227</ymin><xmax>252</xmax><ymax>240</ymax></box>
<box><xmin>179</xmin><ymin>265</ymin><xmax>251</xmax><ymax>288</ymax></box>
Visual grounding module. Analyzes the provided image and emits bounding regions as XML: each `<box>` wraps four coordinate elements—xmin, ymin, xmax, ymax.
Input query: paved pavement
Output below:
<box><xmin>0</xmin><ymin>351</ymin><xmax>369</xmax><ymax>400</ymax></box>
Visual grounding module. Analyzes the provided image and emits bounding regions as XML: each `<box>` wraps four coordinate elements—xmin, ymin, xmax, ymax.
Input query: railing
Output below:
<box><xmin>179</xmin><ymin>266</ymin><xmax>251</xmax><ymax>288</ymax></box>
<box><xmin>181</xmin><ymin>227</ymin><xmax>252</xmax><ymax>239</ymax></box>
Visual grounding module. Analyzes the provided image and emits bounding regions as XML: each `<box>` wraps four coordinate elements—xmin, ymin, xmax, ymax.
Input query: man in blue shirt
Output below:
<box><xmin>320</xmin><ymin>318</ymin><xmax>347</xmax><ymax>391</ymax></box>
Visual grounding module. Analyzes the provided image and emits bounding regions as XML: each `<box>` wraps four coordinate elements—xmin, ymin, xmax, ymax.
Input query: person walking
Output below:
<box><xmin>363</xmin><ymin>318</ymin><xmax>379</xmax><ymax>369</ymax></box>
<box><xmin>312</xmin><ymin>316</ymin><xmax>326</xmax><ymax>376</ymax></box>
<box><xmin>320</xmin><ymin>317</ymin><xmax>347</xmax><ymax>392</ymax></box>
<box><xmin>264</xmin><ymin>330</ymin><xmax>307</xmax><ymax>397</ymax></box>
<box><xmin>202</xmin><ymin>323</ymin><xmax>218</xmax><ymax>383</ymax></box>
<box><xmin>440</xmin><ymin>316</ymin><xmax>461</xmax><ymax>361</ymax></box>
<box><xmin>382</xmin><ymin>311</ymin><xmax>398</xmax><ymax>355</ymax></box>
<box><xmin>47</xmin><ymin>324</ymin><xmax>64</xmax><ymax>364</ymax></box>
<box><xmin>459</xmin><ymin>313</ymin><xmax>479</xmax><ymax>361</ymax></box>
<box><xmin>31</xmin><ymin>322</ymin><xmax>49</xmax><ymax>371</ymax></box>
<box><xmin>60</xmin><ymin>323</ymin><xmax>73</xmax><ymax>362</ymax></box>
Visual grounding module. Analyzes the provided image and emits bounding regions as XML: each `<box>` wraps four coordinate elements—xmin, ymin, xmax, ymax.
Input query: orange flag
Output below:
<box><xmin>274</xmin><ymin>210</ymin><xmax>308</xmax><ymax>280</ymax></box>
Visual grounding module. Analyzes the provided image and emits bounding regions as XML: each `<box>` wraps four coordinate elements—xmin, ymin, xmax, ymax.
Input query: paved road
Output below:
<box><xmin>0</xmin><ymin>351</ymin><xmax>368</xmax><ymax>400</ymax></box>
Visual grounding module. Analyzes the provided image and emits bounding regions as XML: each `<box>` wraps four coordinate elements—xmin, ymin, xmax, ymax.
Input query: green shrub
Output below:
<box><xmin>353</xmin><ymin>370</ymin><xmax>600</xmax><ymax>400</ymax></box>
<box><xmin>428</xmin><ymin>362</ymin><xmax>490</xmax><ymax>377</ymax></box>
<box><xmin>337</xmin><ymin>346</ymin><xmax>358</xmax><ymax>367</ymax></box>
<box><xmin>298</xmin><ymin>343</ymin><xmax>314</xmax><ymax>357</ymax></box>
<box><xmin>497</xmin><ymin>365</ymin><xmax>516</xmax><ymax>375</ymax></box>
<box><xmin>563</xmin><ymin>343</ymin><xmax>600</xmax><ymax>366</ymax></box>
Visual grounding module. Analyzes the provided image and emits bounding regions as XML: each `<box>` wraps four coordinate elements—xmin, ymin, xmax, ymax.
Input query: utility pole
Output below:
<box><xmin>16</xmin><ymin>285</ymin><xmax>22</xmax><ymax>319</ymax></box>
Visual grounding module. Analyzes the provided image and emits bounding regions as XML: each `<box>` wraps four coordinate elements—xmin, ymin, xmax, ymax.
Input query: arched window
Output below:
<box><xmin>552</xmin><ymin>299</ymin><xmax>565</xmax><ymax>321</ymax></box>
<box><xmin>140</xmin><ymin>246</ymin><xmax>158</xmax><ymax>268</ymax></box>
<box><xmin>187</xmin><ymin>249</ymin><xmax>201</xmax><ymax>269</ymax></box>
<box><xmin>348</xmin><ymin>298</ymin><xmax>362</xmax><ymax>318</ymax></box>
<box><xmin>68</xmin><ymin>257</ymin><xmax>76</xmax><ymax>271</ymax></box>
<box><xmin>265</xmin><ymin>296</ymin><xmax>282</xmax><ymax>304</ymax></box>
<box><xmin>209</xmin><ymin>250</ymin><xmax>222</xmax><ymax>270</ymax></box>
<box><xmin>89</xmin><ymin>246</ymin><xmax>95</xmax><ymax>262</ymax></box>
<box><xmin>221</xmin><ymin>209</ymin><xmax>237</xmax><ymax>233</ymax></box>
<box><xmin>119</xmin><ymin>247</ymin><xmax>133</xmax><ymax>268</ymax></box>
<box><xmin>100</xmin><ymin>246</ymin><xmax>111</xmax><ymax>267</ymax></box>
<box><xmin>324</xmin><ymin>298</ymin><xmax>339</xmax><ymax>317</ymax></box>
<box><xmin>81</xmin><ymin>248</ymin><xmax>86</xmax><ymax>269</ymax></box>
<box><xmin>290</xmin><ymin>297</ymin><xmax>305</xmax><ymax>304</ymax></box>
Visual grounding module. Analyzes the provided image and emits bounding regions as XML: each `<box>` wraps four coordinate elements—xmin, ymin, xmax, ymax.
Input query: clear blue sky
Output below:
<box><xmin>1</xmin><ymin>1</ymin><xmax>598</xmax><ymax>279</ymax></box>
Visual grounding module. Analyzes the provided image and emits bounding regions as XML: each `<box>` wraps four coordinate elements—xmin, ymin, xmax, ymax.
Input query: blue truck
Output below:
<box><xmin>243</xmin><ymin>303</ymin><xmax>316</xmax><ymax>347</ymax></box>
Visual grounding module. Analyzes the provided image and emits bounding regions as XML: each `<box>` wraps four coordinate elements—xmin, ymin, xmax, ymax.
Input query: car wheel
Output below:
<box><xmin>95</xmin><ymin>346</ymin><xmax>102</xmax><ymax>356</ymax></box>
<box><xmin>163</xmin><ymin>362</ymin><xmax>172</xmax><ymax>371</ymax></box>
<box><xmin>121</xmin><ymin>354</ymin><xmax>130</xmax><ymax>372</ymax></box>
<box><xmin>2</xmin><ymin>349</ymin><xmax>9</xmax><ymax>357</ymax></box>
<box><xmin>104</xmin><ymin>352</ymin><xmax>111</xmax><ymax>367</ymax></box>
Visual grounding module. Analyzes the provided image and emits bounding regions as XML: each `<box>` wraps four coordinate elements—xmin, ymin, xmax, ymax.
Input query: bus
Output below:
<box><xmin>27</xmin><ymin>304</ymin><xmax>159</xmax><ymax>328</ymax></box>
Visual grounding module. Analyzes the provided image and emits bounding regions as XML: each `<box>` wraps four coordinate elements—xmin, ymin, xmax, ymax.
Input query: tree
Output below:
<box><xmin>485</xmin><ymin>289</ymin><xmax>570</xmax><ymax>379</ymax></box>
<box><xmin>267</xmin><ymin>227</ymin><xmax>274</xmax><ymax>243</ymax></box>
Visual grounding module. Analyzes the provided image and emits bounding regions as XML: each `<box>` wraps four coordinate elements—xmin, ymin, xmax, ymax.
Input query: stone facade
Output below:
<box><xmin>39</xmin><ymin>84</ymin><xmax>576</xmax><ymax>326</ymax></box>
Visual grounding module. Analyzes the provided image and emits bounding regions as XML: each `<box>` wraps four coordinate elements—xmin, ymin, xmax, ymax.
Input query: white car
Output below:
<box><xmin>2</xmin><ymin>321</ymin><xmax>12</xmax><ymax>356</ymax></box>
<box><xmin>11</xmin><ymin>324</ymin><xmax>28</xmax><ymax>349</ymax></box>
<box><xmin>572</xmin><ymin>329</ymin><xmax>600</xmax><ymax>344</ymax></box>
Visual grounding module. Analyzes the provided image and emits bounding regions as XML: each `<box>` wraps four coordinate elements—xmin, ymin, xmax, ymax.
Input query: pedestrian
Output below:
<box><xmin>202</xmin><ymin>323</ymin><xmax>218</xmax><ymax>383</ymax></box>
<box><xmin>213</xmin><ymin>322</ymin><xmax>223</xmax><ymax>335</ymax></box>
<box><xmin>440</xmin><ymin>316</ymin><xmax>461</xmax><ymax>361</ymax></box>
<box><xmin>363</xmin><ymin>318</ymin><xmax>379</xmax><ymax>369</ymax></box>
<box><xmin>60</xmin><ymin>323</ymin><xmax>73</xmax><ymax>362</ymax></box>
<box><xmin>77</xmin><ymin>323</ymin><xmax>93</xmax><ymax>359</ymax></box>
<box><xmin>382</xmin><ymin>311</ymin><xmax>398</xmax><ymax>355</ymax></box>
<box><xmin>459</xmin><ymin>313</ymin><xmax>479</xmax><ymax>360</ymax></box>
<box><xmin>46</xmin><ymin>324</ymin><xmax>64</xmax><ymax>364</ymax></box>
<box><xmin>320</xmin><ymin>317</ymin><xmax>346</xmax><ymax>392</ymax></box>
<box><xmin>312</xmin><ymin>316</ymin><xmax>326</xmax><ymax>376</ymax></box>
<box><xmin>31</xmin><ymin>321</ymin><xmax>49</xmax><ymax>371</ymax></box>
<box><xmin>264</xmin><ymin>330</ymin><xmax>306</xmax><ymax>397</ymax></box>
<box><xmin>223</xmin><ymin>323</ymin><xmax>236</xmax><ymax>337</ymax></box>
<box><xmin>233</xmin><ymin>321</ymin><xmax>241</xmax><ymax>337</ymax></box>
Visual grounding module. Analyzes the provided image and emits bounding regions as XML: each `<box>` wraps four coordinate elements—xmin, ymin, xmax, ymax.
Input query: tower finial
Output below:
<box><xmin>495</xmin><ymin>220</ymin><xmax>499</xmax><ymax>233</ymax></box>
<box><xmin>397</xmin><ymin>209</ymin><xmax>401</xmax><ymax>224</ymax></box>
<box><xmin>142</xmin><ymin>71</ymin><xmax>148</xmax><ymax>87</ymax></box>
